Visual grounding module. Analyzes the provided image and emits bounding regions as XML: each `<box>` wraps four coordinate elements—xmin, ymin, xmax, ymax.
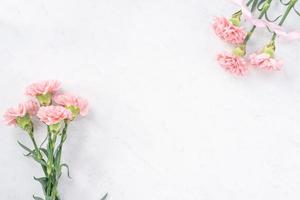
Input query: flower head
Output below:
<box><xmin>3</xmin><ymin>99</ymin><xmax>39</xmax><ymax>126</ymax></box>
<box><xmin>3</xmin><ymin>104</ymin><xmax>27</xmax><ymax>126</ymax></box>
<box><xmin>25</xmin><ymin>80</ymin><xmax>61</xmax><ymax>106</ymax></box>
<box><xmin>213</xmin><ymin>17</ymin><xmax>247</xmax><ymax>45</ymax></box>
<box><xmin>249</xmin><ymin>52</ymin><xmax>283</xmax><ymax>71</ymax></box>
<box><xmin>25</xmin><ymin>80</ymin><xmax>61</xmax><ymax>96</ymax></box>
<box><xmin>23</xmin><ymin>99</ymin><xmax>40</xmax><ymax>116</ymax></box>
<box><xmin>37</xmin><ymin>106</ymin><xmax>72</xmax><ymax>125</ymax></box>
<box><xmin>249</xmin><ymin>41</ymin><xmax>283</xmax><ymax>72</ymax></box>
<box><xmin>3</xmin><ymin>99</ymin><xmax>39</xmax><ymax>132</ymax></box>
<box><xmin>217</xmin><ymin>52</ymin><xmax>247</xmax><ymax>76</ymax></box>
<box><xmin>53</xmin><ymin>94</ymin><xmax>89</xmax><ymax>118</ymax></box>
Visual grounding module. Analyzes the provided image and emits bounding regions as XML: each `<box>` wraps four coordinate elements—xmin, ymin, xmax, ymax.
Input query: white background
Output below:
<box><xmin>1</xmin><ymin>0</ymin><xmax>300</xmax><ymax>199</ymax></box>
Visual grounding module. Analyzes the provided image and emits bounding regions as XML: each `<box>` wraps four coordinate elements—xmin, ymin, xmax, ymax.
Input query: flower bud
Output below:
<box><xmin>263</xmin><ymin>41</ymin><xmax>276</xmax><ymax>57</ymax></box>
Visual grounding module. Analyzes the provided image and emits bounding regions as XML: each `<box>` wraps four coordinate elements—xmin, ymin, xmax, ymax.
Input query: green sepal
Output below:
<box><xmin>16</xmin><ymin>114</ymin><xmax>33</xmax><ymax>132</ymax></box>
<box><xmin>36</xmin><ymin>93</ymin><xmax>52</xmax><ymax>106</ymax></box>
<box><xmin>233</xmin><ymin>45</ymin><xmax>246</xmax><ymax>57</ymax></box>
<box><xmin>66</xmin><ymin>105</ymin><xmax>80</xmax><ymax>119</ymax></box>
<box><xmin>263</xmin><ymin>40</ymin><xmax>276</xmax><ymax>57</ymax></box>
<box><xmin>49</xmin><ymin>122</ymin><xmax>62</xmax><ymax>135</ymax></box>
<box><xmin>230</xmin><ymin>10</ymin><xmax>242</xmax><ymax>26</ymax></box>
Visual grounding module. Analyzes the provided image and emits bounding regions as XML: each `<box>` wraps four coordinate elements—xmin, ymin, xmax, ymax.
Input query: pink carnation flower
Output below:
<box><xmin>3</xmin><ymin>99</ymin><xmax>39</xmax><ymax>126</ymax></box>
<box><xmin>25</xmin><ymin>80</ymin><xmax>61</xmax><ymax>96</ymax></box>
<box><xmin>217</xmin><ymin>52</ymin><xmax>247</xmax><ymax>76</ymax></box>
<box><xmin>37</xmin><ymin>106</ymin><xmax>72</xmax><ymax>125</ymax></box>
<box><xmin>213</xmin><ymin>17</ymin><xmax>247</xmax><ymax>45</ymax></box>
<box><xmin>3</xmin><ymin>104</ymin><xmax>26</xmax><ymax>126</ymax></box>
<box><xmin>53</xmin><ymin>94</ymin><xmax>89</xmax><ymax>116</ymax></box>
<box><xmin>249</xmin><ymin>53</ymin><xmax>283</xmax><ymax>71</ymax></box>
<box><xmin>23</xmin><ymin>99</ymin><xmax>40</xmax><ymax>116</ymax></box>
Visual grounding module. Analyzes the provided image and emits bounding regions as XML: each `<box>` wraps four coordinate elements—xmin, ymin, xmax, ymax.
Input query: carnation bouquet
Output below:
<box><xmin>213</xmin><ymin>0</ymin><xmax>300</xmax><ymax>75</ymax></box>
<box><xmin>3</xmin><ymin>80</ymin><xmax>106</xmax><ymax>200</ymax></box>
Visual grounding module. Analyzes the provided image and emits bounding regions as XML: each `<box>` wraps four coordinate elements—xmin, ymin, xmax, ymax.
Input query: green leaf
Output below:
<box><xmin>62</xmin><ymin>133</ymin><xmax>67</xmax><ymax>143</ymax></box>
<box><xmin>100</xmin><ymin>193</ymin><xmax>108</xmax><ymax>200</ymax></box>
<box><xmin>33</xmin><ymin>195</ymin><xmax>44</xmax><ymax>200</ymax></box>
<box><xmin>294</xmin><ymin>6</ymin><xmax>300</xmax><ymax>16</ymax></box>
<box><xmin>24</xmin><ymin>151</ymin><xmax>33</xmax><ymax>157</ymax></box>
<box><xmin>45</xmin><ymin>196</ymin><xmax>53</xmax><ymax>200</ymax></box>
<box><xmin>40</xmin><ymin>135</ymin><xmax>48</xmax><ymax>148</ymax></box>
<box><xmin>54</xmin><ymin>147</ymin><xmax>61</xmax><ymax>161</ymax></box>
<box><xmin>17</xmin><ymin>141</ymin><xmax>33</xmax><ymax>153</ymax></box>
<box><xmin>61</xmin><ymin>163</ymin><xmax>71</xmax><ymax>178</ymax></box>
<box><xmin>40</xmin><ymin>148</ymin><xmax>49</xmax><ymax>158</ymax></box>
<box><xmin>33</xmin><ymin>157</ymin><xmax>47</xmax><ymax>167</ymax></box>
<box><xmin>33</xmin><ymin>176</ymin><xmax>48</xmax><ymax>195</ymax></box>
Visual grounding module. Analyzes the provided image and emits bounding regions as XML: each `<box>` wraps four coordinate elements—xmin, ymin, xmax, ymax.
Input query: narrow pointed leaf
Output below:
<box><xmin>293</xmin><ymin>6</ymin><xmax>300</xmax><ymax>16</ymax></box>
<box><xmin>33</xmin><ymin>195</ymin><xmax>44</xmax><ymax>200</ymax></box>
<box><xmin>100</xmin><ymin>193</ymin><xmax>108</xmax><ymax>200</ymax></box>
<box><xmin>39</xmin><ymin>135</ymin><xmax>48</xmax><ymax>148</ymax></box>
<box><xmin>33</xmin><ymin>176</ymin><xmax>48</xmax><ymax>195</ymax></box>
<box><xmin>45</xmin><ymin>196</ymin><xmax>53</xmax><ymax>200</ymax></box>
<box><xmin>17</xmin><ymin>141</ymin><xmax>33</xmax><ymax>153</ymax></box>
<box><xmin>24</xmin><ymin>152</ymin><xmax>33</xmax><ymax>157</ymax></box>
<box><xmin>264</xmin><ymin>12</ymin><xmax>282</xmax><ymax>22</ymax></box>
<box><xmin>40</xmin><ymin>148</ymin><xmax>49</xmax><ymax>158</ymax></box>
<box><xmin>61</xmin><ymin>163</ymin><xmax>71</xmax><ymax>178</ymax></box>
<box><xmin>280</xmin><ymin>0</ymin><xmax>290</xmax><ymax>5</ymax></box>
<box><xmin>33</xmin><ymin>157</ymin><xmax>47</xmax><ymax>167</ymax></box>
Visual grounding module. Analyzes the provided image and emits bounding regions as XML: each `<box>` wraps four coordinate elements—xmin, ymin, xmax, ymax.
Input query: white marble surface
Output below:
<box><xmin>1</xmin><ymin>0</ymin><xmax>300</xmax><ymax>199</ymax></box>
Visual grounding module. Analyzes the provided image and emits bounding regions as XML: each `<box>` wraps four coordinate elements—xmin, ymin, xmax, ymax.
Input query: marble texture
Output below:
<box><xmin>1</xmin><ymin>0</ymin><xmax>300</xmax><ymax>199</ymax></box>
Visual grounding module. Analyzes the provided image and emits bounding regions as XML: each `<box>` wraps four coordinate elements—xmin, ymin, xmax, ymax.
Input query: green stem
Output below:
<box><xmin>247</xmin><ymin>0</ymin><xmax>254</xmax><ymax>6</ymax></box>
<box><xmin>250</xmin><ymin>0</ymin><xmax>259</xmax><ymax>12</ymax></box>
<box><xmin>271</xmin><ymin>0</ymin><xmax>298</xmax><ymax>40</ymax></box>
<box><xmin>56</xmin><ymin>123</ymin><xmax>68</xmax><ymax>166</ymax></box>
<box><xmin>244</xmin><ymin>0</ymin><xmax>273</xmax><ymax>43</ymax></box>
<box><xmin>46</xmin><ymin>126</ymin><xmax>55</xmax><ymax>197</ymax></box>
<box><xmin>50</xmin><ymin>122</ymin><xmax>68</xmax><ymax>199</ymax></box>
<box><xmin>28</xmin><ymin>131</ymin><xmax>47</xmax><ymax>176</ymax></box>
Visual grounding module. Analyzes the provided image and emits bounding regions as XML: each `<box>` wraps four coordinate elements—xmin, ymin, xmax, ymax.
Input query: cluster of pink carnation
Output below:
<box><xmin>213</xmin><ymin>16</ymin><xmax>283</xmax><ymax>76</ymax></box>
<box><xmin>3</xmin><ymin>80</ymin><xmax>89</xmax><ymax>127</ymax></box>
